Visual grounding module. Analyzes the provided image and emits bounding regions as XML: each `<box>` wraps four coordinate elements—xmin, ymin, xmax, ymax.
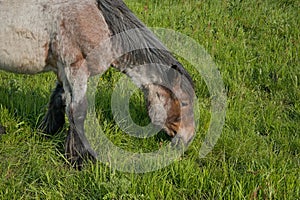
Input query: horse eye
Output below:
<box><xmin>181</xmin><ymin>102</ymin><xmax>188</xmax><ymax>107</ymax></box>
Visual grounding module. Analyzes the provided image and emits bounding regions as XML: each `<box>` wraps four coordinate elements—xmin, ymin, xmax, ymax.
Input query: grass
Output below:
<box><xmin>0</xmin><ymin>0</ymin><xmax>299</xmax><ymax>199</ymax></box>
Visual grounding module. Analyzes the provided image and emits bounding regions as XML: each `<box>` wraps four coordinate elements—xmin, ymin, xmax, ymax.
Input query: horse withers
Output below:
<box><xmin>0</xmin><ymin>0</ymin><xmax>195</xmax><ymax>168</ymax></box>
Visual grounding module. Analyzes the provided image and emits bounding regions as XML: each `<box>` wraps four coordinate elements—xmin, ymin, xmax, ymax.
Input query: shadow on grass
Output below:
<box><xmin>0</xmin><ymin>73</ymin><xmax>67</xmax><ymax>143</ymax></box>
<box><xmin>0</xmin><ymin>70</ymin><xmax>173</xmax><ymax>157</ymax></box>
<box><xmin>94</xmin><ymin>73</ymin><xmax>173</xmax><ymax>145</ymax></box>
<box><xmin>0</xmin><ymin>84</ymin><xmax>49</xmax><ymax>130</ymax></box>
<box><xmin>0</xmin><ymin>80</ymin><xmax>69</xmax><ymax>163</ymax></box>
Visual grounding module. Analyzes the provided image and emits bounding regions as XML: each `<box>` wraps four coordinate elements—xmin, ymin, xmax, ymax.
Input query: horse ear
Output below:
<box><xmin>166</xmin><ymin>65</ymin><xmax>181</xmax><ymax>87</ymax></box>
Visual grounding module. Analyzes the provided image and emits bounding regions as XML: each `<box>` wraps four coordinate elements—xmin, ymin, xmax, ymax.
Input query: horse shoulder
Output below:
<box><xmin>50</xmin><ymin>1</ymin><xmax>112</xmax><ymax>76</ymax></box>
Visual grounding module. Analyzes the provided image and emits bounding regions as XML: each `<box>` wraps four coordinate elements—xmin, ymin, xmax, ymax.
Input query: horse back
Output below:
<box><xmin>0</xmin><ymin>0</ymin><xmax>111</xmax><ymax>75</ymax></box>
<box><xmin>0</xmin><ymin>0</ymin><xmax>52</xmax><ymax>74</ymax></box>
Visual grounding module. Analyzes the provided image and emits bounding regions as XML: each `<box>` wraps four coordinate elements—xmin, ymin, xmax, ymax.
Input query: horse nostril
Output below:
<box><xmin>175</xmin><ymin>117</ymin><xmax>181</xmax><ymax>122</ymax></box>
<box><xmin>156</xmin><ymin>92</ymin><xmax>160</xmax><ymax>98</ymax></box>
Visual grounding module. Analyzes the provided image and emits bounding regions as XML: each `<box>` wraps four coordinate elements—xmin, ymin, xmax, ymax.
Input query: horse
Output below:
<box><xmin>0</xmin><ymin>0</ymin><xmax>195</xmax><ymax>168</ymax></box>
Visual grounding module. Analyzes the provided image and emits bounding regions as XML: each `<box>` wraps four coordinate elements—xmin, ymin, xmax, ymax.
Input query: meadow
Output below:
<box><xmin>0</xmin><ymin>0</ymin><xmax>299</xmax><ymax>199</ymax></box>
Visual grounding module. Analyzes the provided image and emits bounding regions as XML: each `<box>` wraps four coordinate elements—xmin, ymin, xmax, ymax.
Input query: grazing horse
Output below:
<box><xmin>0</xmin><ymin>0</ymin><xmax>195</xmax><ymax>167</ymax></box>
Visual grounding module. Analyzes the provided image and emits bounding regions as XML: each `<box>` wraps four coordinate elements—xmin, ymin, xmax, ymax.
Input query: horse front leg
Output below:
<box><xmin>61</xmin><ymin>63</ymin><xmax>97</xmax><ymax>169</ymax></box>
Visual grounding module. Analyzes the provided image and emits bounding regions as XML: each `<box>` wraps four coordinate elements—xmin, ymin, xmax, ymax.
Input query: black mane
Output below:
<box><xmin>96</xmin><ymin>0</ymin><xmax>194</xmax><ymax>89</ymax></box>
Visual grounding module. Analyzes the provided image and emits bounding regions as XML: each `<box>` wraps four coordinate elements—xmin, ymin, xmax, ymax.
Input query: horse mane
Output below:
<box><xmin>96</xmin><ymin>0</ymin><xmax>194</xmax><ymax>91</ymax></box>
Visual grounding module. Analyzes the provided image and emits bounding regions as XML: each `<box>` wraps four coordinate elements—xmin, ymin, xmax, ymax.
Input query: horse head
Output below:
<box><xmin>145</xmin><ymin>65</ymin><xmax>195</xmax><ymax>147</ymax></box>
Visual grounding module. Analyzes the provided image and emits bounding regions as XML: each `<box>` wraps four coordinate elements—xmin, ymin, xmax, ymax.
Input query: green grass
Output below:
<box><xmin>0</xmin><ymin>0</ymin><xmax>299</xmax><ymax>199</ymax></box>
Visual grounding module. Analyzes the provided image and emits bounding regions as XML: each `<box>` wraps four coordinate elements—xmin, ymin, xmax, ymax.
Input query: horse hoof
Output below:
<box><xmin>0</xmin><ymin>125</ymin><xmax>6</xmax><ymax>134</ymax></box>
<box><xmin>67</xmin><ymin>149</ymin><xmax>97</xmax><ymax>170</ymax></box>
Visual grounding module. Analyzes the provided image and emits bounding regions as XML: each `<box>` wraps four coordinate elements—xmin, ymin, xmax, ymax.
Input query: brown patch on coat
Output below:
<box><xmin>70</xmin><ymin>54</ymin><xmax>84</xmax><ymax>68</ymax></box>
<box><xmin>52</xmin><ymin>2</ymin><xmax>111</xmax><ymax>74</ymax></box>
<box><xmin>145</xmin><ymin>84</ymin><xmax>182</xmax><ymax>137</ymax></box>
